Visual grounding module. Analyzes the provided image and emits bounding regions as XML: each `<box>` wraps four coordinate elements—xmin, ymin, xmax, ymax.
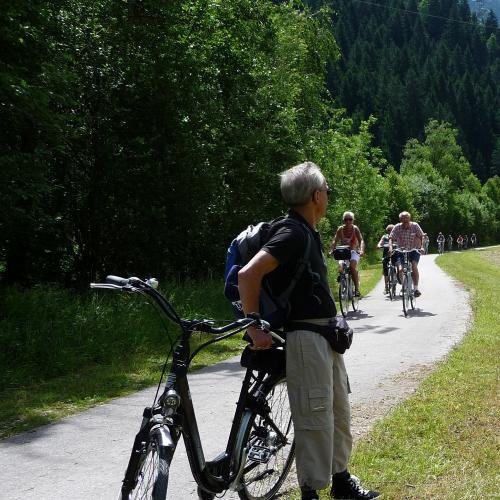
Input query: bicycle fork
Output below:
<box><xmin>120</xmin><ymin>406</ymin><xmax>180</xmax><ymax>495</ymax></box>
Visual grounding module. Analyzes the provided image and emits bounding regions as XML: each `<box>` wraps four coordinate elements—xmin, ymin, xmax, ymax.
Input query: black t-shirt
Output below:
<box><xmin>261</xmin><ymin>211</ymin><xmax>336</xmax><ymax>322</ymax></box>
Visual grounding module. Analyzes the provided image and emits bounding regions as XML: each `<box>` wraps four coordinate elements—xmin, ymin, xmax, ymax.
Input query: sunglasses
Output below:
<box><xmin>344</xmin><ymin>218</ymin><xmax>353</xmax><ymax>222</ymax></box>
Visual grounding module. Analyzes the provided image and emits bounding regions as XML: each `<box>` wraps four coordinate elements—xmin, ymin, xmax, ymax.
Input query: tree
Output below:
<box><xmin>400</xmin><ymin>119</ymin><xmax>497</xmax><ymax>241</ymax></box>
<box><xmin>305</xmin><ymin>113</ymin><xmax>389</xmax><ymax>249</ymax></box>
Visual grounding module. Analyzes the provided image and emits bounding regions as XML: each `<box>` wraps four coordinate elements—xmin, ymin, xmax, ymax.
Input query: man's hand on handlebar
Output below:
<box><xmin>246</xmin><ymin>325</ymin><xmax>274</xmax><ymax>350</ymax></box>
<box><xmin>245</xmin><ymin>313</ymin><xmax>274</xmax><ymax>350</ymax></box>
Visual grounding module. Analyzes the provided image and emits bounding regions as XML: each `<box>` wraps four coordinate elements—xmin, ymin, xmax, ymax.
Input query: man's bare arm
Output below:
<box><xmin>357</xmin><ymin>227</ymin><xmax>365</xmax><ymax>254</ymax></box>
<box><xmin>330</xmin><ymin>228</ymin><xmax>340</xmax><ymax>252</ymax></box>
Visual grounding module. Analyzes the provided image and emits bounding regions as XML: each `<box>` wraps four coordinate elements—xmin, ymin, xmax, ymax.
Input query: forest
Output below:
<box><xmin>1</xmin><ymin>0</ymin><xmax>499</xmax><ymax>288</ymax></box>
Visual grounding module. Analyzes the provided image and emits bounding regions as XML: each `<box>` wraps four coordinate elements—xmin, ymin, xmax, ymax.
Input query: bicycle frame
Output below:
<box><xmin>120</xmin><ymin>328</ymin><xmax>283</xmax><ymax>497</ymax></box>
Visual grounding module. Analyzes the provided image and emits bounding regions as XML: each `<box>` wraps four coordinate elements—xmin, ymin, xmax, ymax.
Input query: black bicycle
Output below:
<box><xmin>90</xmin><ymin>276</ymin><xmax>295</xmax><ymax>500</ymax></box>
<box><xmin>331</xmin><ymin>246</ymin><xmax>359</xmax><ymax>317</ymax></box>
<box><xmin>392</xmin><ymin>250</ymin><xmax>418</xmax><ymax>316</ymax></box>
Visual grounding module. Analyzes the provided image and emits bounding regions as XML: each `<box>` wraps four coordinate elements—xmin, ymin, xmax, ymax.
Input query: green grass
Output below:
<box><xmin>0</xmin><ymin>280</ymin><xmax>240</xmax><ymax>437</ymax></box>
<box><xmin>313</xmin><ymin>247</ymin><xmax>499</xmax><ymax>499</ymax></box>
<box><xmin>0</xmin><ymin>260</ymin><xmax>383</xmax><ymax>439</ymax></box>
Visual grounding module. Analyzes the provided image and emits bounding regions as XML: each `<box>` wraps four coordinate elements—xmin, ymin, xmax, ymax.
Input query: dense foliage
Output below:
<box><xmin>1</xmin><ymin>0</ymin><xmax>498</xmax><ymax>288</ymax></box>
<box><xmin>325</xmin><ymin>0</ymin><xmax>500</xmax><ymax>180</ymax></box>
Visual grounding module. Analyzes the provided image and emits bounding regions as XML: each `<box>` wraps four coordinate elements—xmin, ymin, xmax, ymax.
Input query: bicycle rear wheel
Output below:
<box><xmin>339</xmin><ymin>277</ymin><xmax>349</xmax><ymax>317</ymax></box>
<box><xmin>119</xmin><ymin>432</ymin><xmax>171</xmax><ymax>500</ymax></box>
<box><xmin>238</xmin><ymin>377</ymin><xmax>295</xmax><ymax>500</ymax></box>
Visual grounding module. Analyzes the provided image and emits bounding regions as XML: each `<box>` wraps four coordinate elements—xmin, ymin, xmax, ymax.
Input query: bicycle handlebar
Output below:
<box><xmin>391</xmin><ymin>248</ymin><xmax>421</xmax><ymax>253</ymax></box>
<box><xmin>90</xmin><ymin>275</ymin><xmax>285</xmax><ymax>344</ymax></box>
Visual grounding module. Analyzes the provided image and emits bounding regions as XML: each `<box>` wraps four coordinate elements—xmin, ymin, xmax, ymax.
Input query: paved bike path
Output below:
<box><xmin>0</xmin><ymin>255</ymin><xmax>470</xmax><ymax>499</ymax></box>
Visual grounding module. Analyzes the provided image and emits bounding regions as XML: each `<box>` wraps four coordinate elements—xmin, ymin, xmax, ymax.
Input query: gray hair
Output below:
<box><xmin>280</xmin><ymin>161</ymin><xmax>326</xmax><ymax>207</ymax></box>
<box><xmin>399</xmin><ymin>211</ymin><xmax>411</xmax><ymax>219</ymax></box>
<box><xmin>343</xmin><ymin>211</ymin><xmax>354</xmax><ymax>221</ymax></box>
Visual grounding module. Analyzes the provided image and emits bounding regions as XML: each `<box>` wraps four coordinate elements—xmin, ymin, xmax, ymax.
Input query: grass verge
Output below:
<box><xmin>315</xmin><ymin>247</ymin><xmax>499</xmax><ymax>499</ymax></box>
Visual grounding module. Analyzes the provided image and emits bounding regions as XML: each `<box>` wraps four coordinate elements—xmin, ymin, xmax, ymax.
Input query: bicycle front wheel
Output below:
<box><xmin>119</xmin><ymin>433</ymin><xmax>171</xmax><ymax>500</ymax></box>
<box><xmin>388</xmin><ymin>268</ymin><xmax>396</xmax><ymax>301</ymax></box>
<box><xmin>339</xmin><ymin>277</ymin><xmax>349</xmax><ymax>317</ymax></box>
<box><xmin>350</xmin><ymin>277</ymin><xmax>359</xmax><ymax>311</ymax></box>
<box><xmin>410</xmin><ymin>285</ymin><xmax>416</xmax><ymax>310</ymax></box>
<box><xmin>402</xmin><ymin>274</ymin><xmax>409</xmax><ymax>317</ymax></box>
<box><xmin>238</xmin><ymin>377</ymin><xmax>295</xmax><ymax>500</ymax></box>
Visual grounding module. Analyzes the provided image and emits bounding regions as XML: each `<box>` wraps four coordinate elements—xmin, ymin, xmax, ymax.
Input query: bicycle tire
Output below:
<box><xmin>350</xmin><ymin>276</ymin><xmax>359</xmax><ymax>311</ymax></box>
<box><xmin>402</xmin><ymin>274</ymin><xmax>409</xmax><ymax>317</ymax></box>
<box><xmin>388</xmin><ymin>268</ymin><xmax>396</xmax><ymax>301</ymax></box>
<box><xmin>339</xmin><ymin>277</ymin><xmax>349</xmax><ymax>317</ymax></box>
<box><xmin>237</xmin><ymin>377</ymin><xmax>295</xmax><ymax>500</ymax></box>
<box><xmin>119</xmin><ymin>433</ymin><xmax>171</xmax><ymax>500</ymax></box>
<box><xmin>410</xmin><ymin>284</ymin><xmax>415</xmax><ymax>310</ymax></box>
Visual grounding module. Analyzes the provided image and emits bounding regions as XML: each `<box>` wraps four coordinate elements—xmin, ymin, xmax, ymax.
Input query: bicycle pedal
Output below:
<box><xmin>248</xmin><ymin>445</ymin><xmax>272</xmax><ymax>464</ymax></box>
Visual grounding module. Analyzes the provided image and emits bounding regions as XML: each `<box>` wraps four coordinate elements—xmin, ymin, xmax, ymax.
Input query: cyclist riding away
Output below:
<box><xmin>436</xmin><ymin>232</ymin><xmax>445</xmax><ymax>254</ymax></box>
<box><xmin>238</xmin><ymin>161</ymin><xmax>380</xmax><ymax>500</ymax></box>
<box><xmin>470</xmin><ymin>233</ymin><xmax>477</xmax><ymax>247</ymax></box>
<box><xmin>447</xmin><ymin>234</ymin><xmax>453</xmax><ymax>251</ymax></box>
<box><xmin>331</xmin><ymin>211</ymin><xmax>365</xmax><ymax>298</ymax></box>
<box><xmin>389</xmin><ymin>211</ymin><xmax>424</xmax><ymax>298</ymax></box>
<box><xmin>377</xmin><ymin>224</ymin><xmax>395</xmax><ymax>295</ymax></box>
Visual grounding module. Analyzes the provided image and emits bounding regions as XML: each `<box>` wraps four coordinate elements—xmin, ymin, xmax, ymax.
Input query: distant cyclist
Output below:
<box><xmin>457</xmin><ymin>235</ymin><xmax>463</xmax><ymax>250</ymax></box>
<box><xmin>331</xmin><ymin>211</ymin><xmax>365</xmax><ymax>298</ymax></box>
<box><xmin>377</xmin><ymin>224</ymin><xmax>395</xmax><ymax>295</ymax></box>
<box><xmin>436</xmin><ymin>232</ymin><xmax>445</xmax><ymax>254</ymax></box>
<box><xmin>447</xmin><ymin>234</ymin><xmax>453</xmax><ymax>251</ymax></box>
<box><xmin>389</xmin><ymin>211</ymin><xmax>424</xmax><ymax>297</ymax></box>
<box><xmin>422</xmin><ymin>233</ymin><xmax>430</xmax><ymax>254</ymax></box>
<box><xmin>470</xmin><ymin>233</ymin><xmax>477</xmax><ymax>247</ymax></box>
<box><xmin>463</xmin><ymin>234</ymin><xmax>468</xmax><ymax>250</ymax></box>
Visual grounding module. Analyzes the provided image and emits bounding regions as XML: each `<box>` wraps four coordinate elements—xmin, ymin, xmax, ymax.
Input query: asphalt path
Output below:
<box><xmin>0</xmin><ymin>255</ymin><xmax>470</xmax><ymax>500</ymax></box>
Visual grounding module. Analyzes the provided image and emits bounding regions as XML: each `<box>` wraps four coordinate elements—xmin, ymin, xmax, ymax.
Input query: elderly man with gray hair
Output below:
<box><xmin>238</xmin><ymin>161</ymin><xmax>379</xmax><ymax>500</ymax></box>
<box><xmin>389</xmin><ymin>211</ymin><xmax>425</xmax><ymax>297</ymax></box>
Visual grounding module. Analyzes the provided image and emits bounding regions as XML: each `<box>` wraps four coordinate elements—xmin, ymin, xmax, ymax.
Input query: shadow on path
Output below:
<box><xmin>405</xmin><ymin>309</ymin><xmax>437</xmax><ymax>318</ymax></box>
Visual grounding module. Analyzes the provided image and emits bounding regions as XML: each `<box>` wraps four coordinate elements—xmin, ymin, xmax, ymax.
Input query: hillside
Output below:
<box><xmin>319</xmin><ymin>0</ymin><xmax>499</xmax><ymax>180</ymax></box>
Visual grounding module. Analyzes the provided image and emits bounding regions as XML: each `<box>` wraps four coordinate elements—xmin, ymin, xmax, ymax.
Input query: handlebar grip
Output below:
<box><xmin>269</xmin><ymin>331</ymin><xmax>285</xmax><ymax>344</ymax></box>
<box><xmin>105</xmin><ymin>275</ymin><xmax>129</xmax><ymax>286</ymax></box>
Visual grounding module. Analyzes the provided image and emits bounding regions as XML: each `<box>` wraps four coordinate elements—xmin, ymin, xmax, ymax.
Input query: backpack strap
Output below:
<box><xmin>271</xmin><ymin>218</ymin><xmax>313</xmax><ymax>308</ymax></box>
